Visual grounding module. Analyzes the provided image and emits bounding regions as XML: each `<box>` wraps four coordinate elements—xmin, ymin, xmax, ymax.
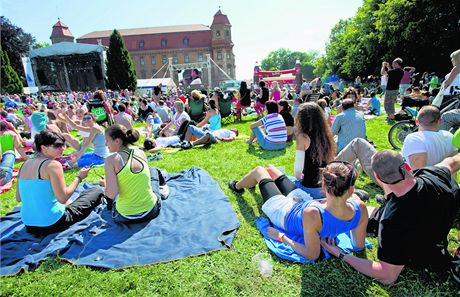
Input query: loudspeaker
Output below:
<box><xmin>36</xmin><ymin>69</ymin><xmax>48</xmax><ymax>85</ymax></box>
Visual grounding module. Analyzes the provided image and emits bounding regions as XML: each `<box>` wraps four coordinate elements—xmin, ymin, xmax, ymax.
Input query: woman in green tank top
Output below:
<box><xmin>102</xmin><ymin>124</ymin><xmax>161</xmax><ymax>223</ymax></box>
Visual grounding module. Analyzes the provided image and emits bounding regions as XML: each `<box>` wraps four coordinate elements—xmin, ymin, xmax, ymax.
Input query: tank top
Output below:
<box><xmin>444</xmin><ymin>70</ymin><xmax>460</xmax><ymax>95</ymax></box>
<box><xmin>92</xmin><ymin>132</ymin><xmax>109</xmax><ymax>158</ymax></box>
<box><xmin>285</xmin><ymin>200</ymin><xmax>361</xmax><ymax>238</ymax></box>
<box><xmin>115</xmin><ymin>149</ymin><xmax>157</xmax><ymax>216</ymax></box>
<box><xmin>301</xmin><ymin>145</ymin><xmax>327</xmax><ymax>188</ymax></box>
<box><xmin>208</xmin><ymin>113</ymin><xmax>221</xmax><ymax>130</ymax></box>
<box><xmin>19</xmin><ymin>159</ymin><xmax>66</xmax><ymax>227</ymax></box>
<box><xmin>0</xmin><ymin>132</ymin><xmax>14</xmax><ymax>152</ymax></box>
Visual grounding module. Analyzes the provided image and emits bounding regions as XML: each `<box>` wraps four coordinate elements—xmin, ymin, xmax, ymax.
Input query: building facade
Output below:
<box><xmin>76</xmin><ymin>9</ymin><xmax>235</xmax><ymax>87</ymax></box>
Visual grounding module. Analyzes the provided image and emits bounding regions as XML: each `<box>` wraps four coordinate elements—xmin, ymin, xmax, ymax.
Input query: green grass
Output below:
<box><xmin>0</xmin><ymin>115</ymin><xmax>459</xmax><ymax>297</ymax></box>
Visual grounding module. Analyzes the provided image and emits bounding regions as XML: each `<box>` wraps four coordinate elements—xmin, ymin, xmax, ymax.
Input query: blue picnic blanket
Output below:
<box><xmin>0</xmin><ymin>167</ymin><xmax>240</xmax><ymax>276</ymax></box>
<box><xmin>256</xmin><ymin>217</ymin><xmax>372</xmax><ymax>263</ymax></box>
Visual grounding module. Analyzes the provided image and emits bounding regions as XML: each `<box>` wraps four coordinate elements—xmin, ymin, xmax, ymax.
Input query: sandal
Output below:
<box><xmin>228</xmin><ymin>180</ymin><xmax>244</xmax><ymax>194</ymax></box>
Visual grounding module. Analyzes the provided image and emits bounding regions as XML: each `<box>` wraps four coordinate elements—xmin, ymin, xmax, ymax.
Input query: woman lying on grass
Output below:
<box><xmin>229</xmin><ymin>162</ymin><xmax>368</xmax><ymax>260</ymax></box>
<box><xmin>102</xmin><ymin>125</ymin><xmax>161</xmax><ymax>223</ymax></box>
<box><xmin>17</xmin><ymin>130</ymin><xmax>103</xmax><ymax>235</ymax></box>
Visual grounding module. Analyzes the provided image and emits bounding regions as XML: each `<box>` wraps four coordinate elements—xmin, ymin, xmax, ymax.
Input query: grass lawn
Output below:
<box><xmin>0</xmin><ymin>115</ymin><xmax>458</xmax><ymax>296</ymax></box>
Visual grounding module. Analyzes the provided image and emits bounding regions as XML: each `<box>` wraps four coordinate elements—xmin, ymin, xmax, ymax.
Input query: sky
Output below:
<box><xmin>2</xmin><ymin>0</ymin><xmax>362</xmax><ymax>80</ymax></box>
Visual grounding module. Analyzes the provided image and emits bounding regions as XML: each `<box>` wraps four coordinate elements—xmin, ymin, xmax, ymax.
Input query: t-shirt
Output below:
<box><xmin>156</xmin><ymin>136</ymin><xmax>180</xmax><ymax>148</ymax></box>
<box><xmin>402</xmin><ymin>130</ymin><xmax>457</xmax><ymax>168</ymax></box>
<box><xmin>381</xmin><ymin>75</ymin><xmax>388</xmax><ymax>86</ymax></box>
<box><xmin>369</xmin><ymin>97</ymin><xmax>381</xmax><ymax>114</ymax></box>
<box><xmin>258</xmin><ymin>87</ymin><xmax>269</xmax><ymax>104</ymax></box>
<box><xmin>154</xmin><ymin>106</ymin><xmax>170</xmax><ymax>123</ymax></box>
<box><xmin>377</xmin><ymin>166</ymin><xmax>459</xmax><ymax>271</ymax></box>
<box><xmin>138</xmin><ymin>106</ymin><xmax>154</xmax><ymax>120</ymax></box>
<box><xmin>400</xmin><ymin>70</ymin><xmax>412</xmax><ymax>85</ymax></box>
<box><xmin>212</xmin><ymin>129</ymin><xmax>236</xmax><ymax>140</ymax></box>
<box><xmin>386</xmin><ymin>68</ymin><xmax>404</xmax><ymax>90</ymax></box>
<box><xmin>261</xmin><ymin>113</ymin><xmax>287</xmax><ymax>143</ymax></box>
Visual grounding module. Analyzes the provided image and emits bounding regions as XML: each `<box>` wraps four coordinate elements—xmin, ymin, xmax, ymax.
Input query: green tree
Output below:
<box><xmin>261</xmin><ymin>49</ymin><xmax>319</xmax><ymax>79</ymax></box>
<box><xmin>1</xmin><ymin>49</ymin><xmax>24</xmax><ymax>94</ymax></box>
<box><xmin>105</xmin><ymin>29</ymin><xmax>137</xmax><ymax>90</ymax></box>
<box><xmin>33</xmin><ymin>42</ymin><xmax>51</xmax><ymax>49</ymax></box>
<box><xmin>0</xmin><ymin>16</ymin><xmax>36</xmax><ymax>83</ymax></box>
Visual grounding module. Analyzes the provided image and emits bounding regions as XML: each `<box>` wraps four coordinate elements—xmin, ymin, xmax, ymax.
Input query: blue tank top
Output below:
<box><xmin>208</xmin><ymin>113</ymin><xmax>221</xmax><ymax>131</ymax></box>
<box><xmin>285</xmin><ymin>200</ymin><xmax>361</xmax><ymax>238</ymax></box>
<box><xmin>19</xmin><ymin>179</ymin><xmax>66</xmax><ymax>227</ymax></box>
<box><xmin>92</xmin><ymin>132</ymin><xmax>109</xmax><ymax>158</ymax></box>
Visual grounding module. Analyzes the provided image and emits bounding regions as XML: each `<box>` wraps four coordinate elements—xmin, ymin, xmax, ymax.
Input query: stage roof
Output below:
<box><xmin>30</xmin><ymin>42</ymin><xmax>104</xmax><ymax>58</ymax></box>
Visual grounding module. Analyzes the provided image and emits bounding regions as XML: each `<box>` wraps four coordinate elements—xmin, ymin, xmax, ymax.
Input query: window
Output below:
<box><xmin>226</xmin><ymin>52</ymin><xmax>231</xmax><ymax>60</ymax></box>
<box><xmin>140</xmin><ymin>70</ymin><xmax>146</xmax><ymax>79</ymax></box>
<box><xmin>161</xmin><ymin>39</ymin><xmax>167</xmax><ymax>47</ymax></box>
<box><xmin>173</xmin><ymin>55</ymin><xmax>178</xmax><ymax>64</ymax></box>
<box><xmin>217</xmin><ymin>51</ymin><xmax>222</xmax><ymax>61</ymax></box>
<box><xmin>197</xmin><ymin>53</ymin><xmax>204</xmax><ymax>62</ymax></box>
<box><xmin>140</xmin><ymin>56</ymin><xmax>145</xmax><ymax>66</ymax></box>
<box><xmin>184</xmin><ymin>54</ymin><xmax>190</xmax><ymax>63</ymax></box>
<box><xmin>225</xmin><ymin>30</ymin><xmax>230</xmax><ymax>37</ymax></box>
<box><xmin>227</xmin><ymin>64</ymin><xmax>232</xmax><ymax>76</ymax></box>
<box><xmin>162</xmin><ymin>55</ymin><xmax>167</xmax><ymax>64</ymax></box>
<box><xmin>151</xmin><ymin>56</ymin><xmax>156</xmax><ymax>65</ymax></box>
<box><xmin>183</xmin><ymin>37</ymin><xmax>189</xmax><ymax>46</ymax></box>
<box><xmin>139</xmin><ymin>40</ymin><xmax>144</xmax><ymax>49</ymax></box>
<box><xmin>216</xmin><ymin>30</ymin><xmax>221</xmax><ymax>37</ymax></box>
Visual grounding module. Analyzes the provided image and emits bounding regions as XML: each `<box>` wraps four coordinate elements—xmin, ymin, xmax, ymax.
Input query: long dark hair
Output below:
<box><xmin>295</xmin><ymin>102</ymin><xmax>336</xmax><ymax>163</ymax></box>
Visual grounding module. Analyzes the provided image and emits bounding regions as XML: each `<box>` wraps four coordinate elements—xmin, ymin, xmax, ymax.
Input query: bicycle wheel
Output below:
<box><xmin>388</xmin><ymin>120</ymin><xmax>418</xmax><ymax>150</ymax></box>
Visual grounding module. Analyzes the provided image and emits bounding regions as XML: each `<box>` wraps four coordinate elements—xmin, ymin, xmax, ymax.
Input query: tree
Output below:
<box><xmin>0</xmin><ymin>16</ymin><xmax>35</xmax><ymax>83</ymax></box>
<box><xmin>1</xmin><ymin>49</ymin><xmax>24</xmax><ymax>94</ymax></box>
<box><xmin>105</xmin><ymin>29</ymin><xmax>137</xmax><ymax>90</ymax></box>
<box><xmin>33</xmin><ymin>42</ymin><xmax>51</xmax><ymax>49</ymax></box>
<box><xmin>261</xmin><ymin>49</ymin><xmax>319</xmax><ymax>79</ymax></box>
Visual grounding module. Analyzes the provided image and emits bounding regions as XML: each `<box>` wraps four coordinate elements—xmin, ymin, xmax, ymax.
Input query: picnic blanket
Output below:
<box><xmin>256</xmin><ymin>217</ymin><xmax>372</xmax><ymax>263</ymax></box>
<box><xmin>0</xmin><ymin>166</ymin><xmax>240</xmax><ymax>275</ymax></box>
<box><xmin>0</xmin><ymin>169</ymin><xmax>18</xmax><ymax>194</ymax></box>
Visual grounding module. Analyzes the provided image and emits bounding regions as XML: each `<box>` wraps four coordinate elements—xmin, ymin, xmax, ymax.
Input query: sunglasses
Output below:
<box><xmin>377</xmin><ymin>163</ymin><xmax>407</xmax><ymax>185</ymax></box>
<box><xmin>82</xmin><ymin>116</ymin><xmax>92</xmax><ymax>121</ymax></box>
<box><xmin>49</xmin><ymin>142</ymin><xmax>65</xmax><ymax>149</ymax></box>
<box><xmin>326</xmin><ymin>161</ymin><xmax>356</xmax><ymax>188</ymax></box>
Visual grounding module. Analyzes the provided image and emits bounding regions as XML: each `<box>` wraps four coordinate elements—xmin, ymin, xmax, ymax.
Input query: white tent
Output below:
<box><xmin>136</xmin><ymin>78</ymin><xmax>176</xmax><ymax>95</ymax></box>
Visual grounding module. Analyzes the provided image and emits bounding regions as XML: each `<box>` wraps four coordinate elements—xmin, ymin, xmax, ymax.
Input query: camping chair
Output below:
<box><xmin>188</xmin><ymin>98</ymin><xmax>205</xmax><ymax>122</ymax></box>
<box><xmin>218</xmin><ymin>96</ymin><xmax>235</xmax><ymax>124</ymax></box>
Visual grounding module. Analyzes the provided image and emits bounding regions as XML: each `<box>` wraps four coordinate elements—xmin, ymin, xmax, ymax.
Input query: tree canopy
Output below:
<box><xmin>1</xmin><ymin>16</ymin><xmax>36</xmax><ymax>83</ymax></box>
<box><xmin>261</xmin><ymin>49</ymin><xmax>319</xmax><ymax>80</ymax></box>
<box><xmin>1</xmin><ymin>49</ymin><xmax>24</xmax><ymax>94</ymax></box>
<box><xmin>105</xmin><ymin>29</ymin><xmax>137</xmax><ymax>91</ymax></box>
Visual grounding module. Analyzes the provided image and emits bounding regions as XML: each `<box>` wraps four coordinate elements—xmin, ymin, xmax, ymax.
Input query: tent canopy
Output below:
<box><xmin>30</xmin><ymin>42</ymin><xmax>104</xmax><ymax>58</ymax></box>
<box><xmin>137</xmin><ymin>78</ymin><xmax>176</xmax><ymax>89</ymax></box>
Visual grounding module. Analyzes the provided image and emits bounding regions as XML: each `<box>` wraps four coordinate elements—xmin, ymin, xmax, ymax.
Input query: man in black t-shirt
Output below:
<box><xmin>381</xmin><ymin>58</ymin><xmax>404</xmax><ymax>120</ymax></box>
<box><xmin>321</xmin><ymin>150</ymin><xmax>460</xmax><ymax>284</ymax></box>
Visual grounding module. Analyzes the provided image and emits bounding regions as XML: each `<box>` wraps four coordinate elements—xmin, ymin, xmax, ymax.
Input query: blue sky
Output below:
<box><xmin>2</xmin><ymin>0</ymin><xmax>362</xmax><ymax>79</ymax></box>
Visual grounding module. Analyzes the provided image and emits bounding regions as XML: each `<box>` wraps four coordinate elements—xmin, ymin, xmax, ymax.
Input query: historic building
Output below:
<box><xmin>50</xmin><ymin>19</ymin><xmax>75</xmax><ymax>44</ymax></box>
<box><xmin>75</xmin><ymin>9</ymin><xmax>235</xmax><ymax>87</ymax></box>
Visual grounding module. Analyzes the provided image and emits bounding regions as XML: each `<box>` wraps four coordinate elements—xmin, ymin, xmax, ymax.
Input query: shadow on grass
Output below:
<box><xmin>246</xmin><ymin>145</ymin><xmax>287</xmax><ymax>160</ymax></box>
<box><xmin>235</xmin><ymin>193</ymin><xmax>258</xmax><ymax>227</ymax></box>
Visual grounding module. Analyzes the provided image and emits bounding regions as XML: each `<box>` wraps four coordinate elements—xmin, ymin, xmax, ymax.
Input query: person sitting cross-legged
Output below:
<box><xmin>246</xmin><ymin>100</ymin><xmax>287</xmax><ymax>150</ymax></box>
<box><xmin>228</xmin><ymin>163</ymin><xmax>368</xmax><ymax>261</ymax></box>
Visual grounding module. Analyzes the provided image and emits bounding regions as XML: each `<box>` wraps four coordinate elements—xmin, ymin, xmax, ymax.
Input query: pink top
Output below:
<box><xmin>400</xmin><ymin>71</ymin><xmax>411</xmax><ymax>85</ymax></box>
<box><xmin>272</xmin><ymin>89</ymin><xmax>281</xmax><ymax>101</ymax></box>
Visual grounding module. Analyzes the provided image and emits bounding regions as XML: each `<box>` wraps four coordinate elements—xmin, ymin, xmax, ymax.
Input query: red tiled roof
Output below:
<box><xmin>51</xmin><ymin>19</ymin><xmax>73</xmax><ymax>37</ymax></box>
<box><xmin>212</xmin><ymin>9</ymin><xmax>231</xmax><ymax>25</ymax></box>
<box><xmin>78</xmin><ymin>24</ymin><xmax>210</xmax><ymax>39</ymax></box>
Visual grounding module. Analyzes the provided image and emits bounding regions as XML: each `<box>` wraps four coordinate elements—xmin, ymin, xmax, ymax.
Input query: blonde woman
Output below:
<box><xmin>159</xmin><ymin>100</ymin><xmax>190</xmax><ymax>137</ymax></box>
<box><xmin>270</xmin><ymin>81</ymin><xmax>281</xmax><ymax>102</ymax></box>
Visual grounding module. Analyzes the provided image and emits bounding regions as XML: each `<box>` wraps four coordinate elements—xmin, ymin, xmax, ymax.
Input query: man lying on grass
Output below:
<box><xmin>322</xmin><ymin>150</ymin><xmax>460</xmax><ymax>284</ymax></box>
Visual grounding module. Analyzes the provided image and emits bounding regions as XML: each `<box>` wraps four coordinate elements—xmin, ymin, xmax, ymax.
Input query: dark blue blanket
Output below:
<box><xmin>0</xmin><ymin>167</ymin><xmax>240</xmax><ymax>275</ymax></box>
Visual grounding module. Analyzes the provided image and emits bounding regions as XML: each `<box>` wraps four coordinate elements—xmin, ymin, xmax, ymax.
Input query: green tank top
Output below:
<box><xmin>0</xmin><ymin>132</ymin><xmax>14</xmax><ymax>152</ymax></box>
<box><xmin>115</xmin><ymin>149</ymin><xmax>157</xmax><ymax>216</ymax></box>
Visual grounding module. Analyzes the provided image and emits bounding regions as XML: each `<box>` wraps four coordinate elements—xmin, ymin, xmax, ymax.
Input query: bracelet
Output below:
<box><xmin>75</xmin><ymin>176</ymin><xmax>83</xmax><ymax>183</ymax></box>
<box><xmin>277</xmin><ymin>233</ymin><xmax>285</xmax><ymax>243</ymax></box>
<box><xmin>338</xmin><ymin>250</ymin><xmax>347</xmax><ymax>260</ymax></box>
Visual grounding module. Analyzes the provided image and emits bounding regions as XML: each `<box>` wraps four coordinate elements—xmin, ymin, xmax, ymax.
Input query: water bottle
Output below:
<box><xmin>252</xmin><ymin>253</ymin><xmax>273</xmax><ymax>277</ymax></box>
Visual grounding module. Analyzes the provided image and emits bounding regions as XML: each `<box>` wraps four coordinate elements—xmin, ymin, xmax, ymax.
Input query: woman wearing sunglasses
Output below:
<box><xmin>229</xmin><ymin>162</ymin><xmax>368</xmax><ymax>261</ymax></box>
<box><xmin>16</xmin><ymin>130</ymin><xmax>103</xmax><ymax>235</ymax></box>
<box><xmin>61</xmin><ymin>112</ymin><xmax>109</xmax><ymax>168</ymax></box>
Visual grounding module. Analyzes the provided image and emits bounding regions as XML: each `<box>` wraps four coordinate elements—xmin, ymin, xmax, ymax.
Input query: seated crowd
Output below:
<box><xmin>1</xmin><ymin>48</ymin><xmax>460</xmax><ymax>285</ymax></box>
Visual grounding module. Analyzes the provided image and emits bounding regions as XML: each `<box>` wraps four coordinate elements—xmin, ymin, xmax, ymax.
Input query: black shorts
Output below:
<box><xmin>258</xmin><ymin>175</ymin><xmax>297</xmax><ymax>202</ymax></box>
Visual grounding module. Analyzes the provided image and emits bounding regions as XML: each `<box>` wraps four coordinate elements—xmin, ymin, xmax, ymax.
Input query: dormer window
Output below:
<box><xmin>139</xmin><ymin>40</ymin><xmax>144</xmax><ymax>49</ymax></box>
<box><xmin>216</xmin><ymin>31</ymin><xmax>221</xmax><ymax>37</ymax></box>
<box><xmin>161</xmin><ymin>39</ymin><xmax>167</xmax><ymax>47</ymax></box>
<box><xmin>183</xmin><ymin>37</ymin><xmax>189</xmax><ymax>46</ymax></box>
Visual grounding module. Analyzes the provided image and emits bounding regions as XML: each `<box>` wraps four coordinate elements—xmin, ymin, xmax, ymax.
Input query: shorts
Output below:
<box><xmin>259</xmin><ymin>175</ymin><xmax>312</xmax><ymax>229</ymax></box>
<box><xmin>188</xmin><ymin>125</ymin><xmax>208</xmax><ymax>138</ymax></box>
<box><xmin>384</xmin><ymin>89</ymin><xmax>398</xmax><ymax>115</ymax></box>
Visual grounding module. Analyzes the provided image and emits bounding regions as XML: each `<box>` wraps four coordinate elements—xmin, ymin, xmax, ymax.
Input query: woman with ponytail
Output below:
<box><xmin>228</xmin><ymin>162</ymin><xmax>368</xmax><ymax>260</ymax></box>
<box><xmin>102</xmin><ymin>124</ymin><xmax>161</xmax><ymax>223</ymax></box>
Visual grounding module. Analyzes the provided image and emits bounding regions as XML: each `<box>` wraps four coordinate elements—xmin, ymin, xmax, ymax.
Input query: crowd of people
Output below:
<box><xmin>1</xmin><ymin>48</ymin><xmax>460</xmax><ymax>285</ymax></box>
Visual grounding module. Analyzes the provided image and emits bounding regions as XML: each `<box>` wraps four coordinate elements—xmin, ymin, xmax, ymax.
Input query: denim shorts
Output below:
<box><xmin>188</xmin><ymin>125</ymin><xmax>207</xmax><ymax>138</ymax></box>
<box><xmin>0</xmin><ymin>152</ymin><xmax>15</xmax><ymax>186</ymax></box>
<box><xmin>252</xmin><ymin>126</ymin><xmax>286</xmax><ymax>151</ymax></box>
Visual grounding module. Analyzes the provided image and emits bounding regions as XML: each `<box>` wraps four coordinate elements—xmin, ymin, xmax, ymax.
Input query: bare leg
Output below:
<box><xmin>265</xmin><ymin>165</ymin><xmax>284</xmax><ymax>180</ymax></box>
<box><xmin>192</xmin><ymin>134</ymin><xmax>210</xmax><ymax>146</ymax></box>
<box><xmin>246</xmin><ymin>130</ymin><xmax>256</xmax><ymax>144</ymax></box>
<box><xmin>235</xmin><ymin>166</ymin><xmax>271</xmax><ymax>190</ymax></box>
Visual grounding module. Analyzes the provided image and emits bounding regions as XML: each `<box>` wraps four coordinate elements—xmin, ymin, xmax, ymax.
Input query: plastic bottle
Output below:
<box><xmin>252</xmin><ymin>253</ymin><xmax>273</xmax><ymax>277</ymax></box>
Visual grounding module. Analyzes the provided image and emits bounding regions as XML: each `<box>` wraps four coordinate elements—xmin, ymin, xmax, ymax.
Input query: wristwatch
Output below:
<box><xmin>338</xmin><ymin>250</ymin><xmax>347</xmax><ymax>260</ymax></box>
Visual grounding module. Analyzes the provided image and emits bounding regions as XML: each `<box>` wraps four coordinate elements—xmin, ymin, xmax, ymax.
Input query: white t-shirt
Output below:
<box><xmin>444</xmin><ymin>71</ymin><xmax>460</xmax><ymax>95</ymax></box>
<box><xmin>156</xmin><ymin>136</ymin><xmax>180</xmax><ymax>148</ymax></box>
<box><xmin>381</xmin><ymin>75</ymin><xmax>388</xmax><ymax>86</ymax></box>
<box><xmin>402</xmin><ymin>130</ymin><xmax>457</xmax><ymax>167</ymax></box>
<box><xmin>212</xmin><ymin>129</ymin><xmax>236</xmax><ymax>140</ymax></box>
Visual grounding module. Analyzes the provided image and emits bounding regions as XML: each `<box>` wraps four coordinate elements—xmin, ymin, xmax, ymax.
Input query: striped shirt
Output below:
<box><xmin>261</xmin><ymin>113</ymin><xmax>287</xmax><ymax>143</ymax></box>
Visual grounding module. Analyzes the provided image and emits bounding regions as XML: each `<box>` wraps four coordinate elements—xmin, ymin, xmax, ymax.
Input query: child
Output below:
<box><xmin>366</xmin><ymin>92</ymin><xmax>381</xmax><ymax>116</ymax></box>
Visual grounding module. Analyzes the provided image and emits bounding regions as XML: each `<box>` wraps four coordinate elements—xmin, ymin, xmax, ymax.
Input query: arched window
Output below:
<box><xmin>216</xmin><ymin>30</ymin><xmax>221</xmax><ymax>37</ymax></box>
<box><xmin>183</xmin><ymin>37</ymin><xmax>189</xmax><ymax>46</ymax></box>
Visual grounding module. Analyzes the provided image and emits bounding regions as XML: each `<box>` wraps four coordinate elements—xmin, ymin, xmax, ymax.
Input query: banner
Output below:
<box><xmin>21</xmin><ymin>57</ymin><xmax>36</xmax><ymax>87</ymax></box>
